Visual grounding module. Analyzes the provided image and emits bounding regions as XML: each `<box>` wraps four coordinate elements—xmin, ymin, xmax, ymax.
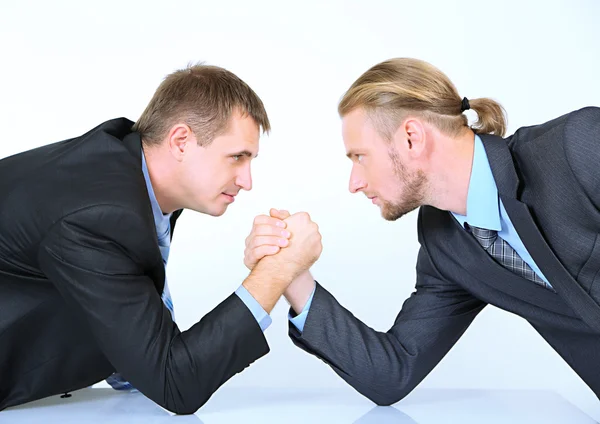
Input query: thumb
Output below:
<box><xmin>269</xmin><ymin>208</ymin><xmax>291</xmax><ymax>219</ymax></box>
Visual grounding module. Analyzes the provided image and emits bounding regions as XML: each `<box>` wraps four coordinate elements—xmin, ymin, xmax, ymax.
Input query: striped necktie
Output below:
<box><xmin>469</xmin><ymin>225</ymin><xmax>554</xmax><ymax>291</ymax></box>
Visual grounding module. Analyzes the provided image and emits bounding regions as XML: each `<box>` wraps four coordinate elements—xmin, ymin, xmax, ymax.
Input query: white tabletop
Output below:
<box><xmin>1</xmin><ymin>386</ymin><xmax>595</xmax><ymax>424</ymax></box>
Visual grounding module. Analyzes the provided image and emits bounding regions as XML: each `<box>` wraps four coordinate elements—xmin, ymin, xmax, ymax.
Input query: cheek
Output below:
<box><xmin>366</xmin><ymin>165</ymin><xmax>386</xmax><ymax>187</ymax></box>
<box><xmin>185</xmin><ymin>163</ymin><xmax>214</xmax><ymax>196</ymax></box>
<box><xmin>211</xmin><ymin>163</ymin><xmax>238</xmax><ymax>192</ymax></box>
<box><xmin>376</xmin><ymin>168</ymin><xmax>402</xmax><ymax>197</ymax></box>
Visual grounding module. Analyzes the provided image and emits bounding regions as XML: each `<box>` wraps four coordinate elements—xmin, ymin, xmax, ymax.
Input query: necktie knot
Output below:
<box><xmin>469</xmin><ymin>225</ymin><xmax>498</xmax><ymax>250</ymax></box>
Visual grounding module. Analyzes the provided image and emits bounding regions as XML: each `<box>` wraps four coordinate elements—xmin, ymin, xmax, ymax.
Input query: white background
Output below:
<box><xmin>1</xmin><ymin>0</ymin><xmax>599</xmax><ymax>419</ymax></box>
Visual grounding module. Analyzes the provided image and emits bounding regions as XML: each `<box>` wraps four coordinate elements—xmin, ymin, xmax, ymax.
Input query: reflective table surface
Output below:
<box><xmin>1</xmin><ymin>386</ymin><xmax>595</xmax><ymax>423</ymax></box>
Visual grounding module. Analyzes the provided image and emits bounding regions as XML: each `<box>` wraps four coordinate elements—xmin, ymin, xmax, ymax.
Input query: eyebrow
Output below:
<box><xmin>232</xmin><ymin>150</ymin><xmax>258</xmax><ymax>158</ymax></box>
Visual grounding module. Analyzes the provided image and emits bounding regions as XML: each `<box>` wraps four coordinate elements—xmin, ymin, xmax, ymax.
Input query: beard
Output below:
<box><xmin>380</xmin><ymin>147</ymin><xmax>428</xmax><ymax>221</ymax></box>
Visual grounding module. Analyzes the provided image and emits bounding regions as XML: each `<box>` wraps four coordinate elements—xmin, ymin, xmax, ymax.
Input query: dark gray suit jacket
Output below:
<box><xmin>289</xmin><ymin>106</ymin><xmax>600</xmax><ymax>405</ymax></box>
<box><xmin>0</xmin><ymin>118</ymin><xmax>269</xmax><ymax>413</ymax></box>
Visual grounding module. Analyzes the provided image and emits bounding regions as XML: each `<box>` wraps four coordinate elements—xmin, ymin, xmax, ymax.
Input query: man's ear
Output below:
<box><xmin>166</xmin><ymin>123</ymin><xmax>194</xmax><ymax>160</ymax></box>
<box><xmin>393</xmin><ymin>118</ymin><xmax>427</xmax><ymax>160</ymax></box>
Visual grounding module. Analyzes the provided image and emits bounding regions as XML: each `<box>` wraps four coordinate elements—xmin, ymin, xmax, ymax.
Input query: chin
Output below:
<box><xmin>381</xmin><ymin>205</ymin><xmax>419</xmax><ymax>221</ymax></box>
<box><xmin>185</xmin><ymin>202</ymin><xmax>228</xmax><ymax>217</ymax></box>
<box><xmin>202</xmin><ymin>208</ymin><xmax>227</xmax><ymax>217</ymax></box>
<box><xmin>382</xmin><ymin>211</ymin><xmax>403</xmax><ymax>221</ymax></box>
<box><xmin>207</xmin><ymin>203</ymin><xmax>229</xmax><ymax>217</ymax></box>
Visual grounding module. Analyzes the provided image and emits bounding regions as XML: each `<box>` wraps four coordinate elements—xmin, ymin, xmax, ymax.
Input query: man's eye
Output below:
<box><xmin>232</xmin><ymin>155</ymin><xmax>241</xmax><ymax>161</ymax></box>
<box><xmin>357</xmin><ymin>154</ymin><xmax>364</xmax><ymax>163</ymax></box>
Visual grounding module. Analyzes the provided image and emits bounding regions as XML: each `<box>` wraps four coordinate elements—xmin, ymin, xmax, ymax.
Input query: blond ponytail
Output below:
<box><xmin>468</xmin><ymin>97</ymin><xmax>507</xmax><ymax>137</ymax></box>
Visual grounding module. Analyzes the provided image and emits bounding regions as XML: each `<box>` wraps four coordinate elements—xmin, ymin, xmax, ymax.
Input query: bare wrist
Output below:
<box><xmin>285</xmin><ymin>270</ymin><xmax>316</xmax><ymax>314</ymax></box>
<box><xmin>242</xmin><ymin>258</ymin><xmax>296</xmax><ymax>313</ymax></box>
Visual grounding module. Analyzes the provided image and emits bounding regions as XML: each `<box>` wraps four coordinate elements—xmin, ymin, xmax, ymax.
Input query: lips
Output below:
<box><xmin>222</xmin><ymin>193</ymin><xmax>236</xmax><ymax>202</ymax></box>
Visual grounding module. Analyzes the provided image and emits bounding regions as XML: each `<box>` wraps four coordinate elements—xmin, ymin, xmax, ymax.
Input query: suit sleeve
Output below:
<box><xmin>564</xmin><ymin>106</ymin><xmax>600</xmax><ymax>210</ymax></box>
<box><xmin>37</xmin><ymin>205</ymin><xmax>269</xmax><ymax>414</ymax></box>
<box><xmin>288</xmin><ymin>246</ymin><xmax>486</xmax><ymax>406</ymax></box>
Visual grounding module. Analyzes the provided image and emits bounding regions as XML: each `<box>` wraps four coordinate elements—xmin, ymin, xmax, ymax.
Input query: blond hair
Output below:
<box><xmin>338</xmin><ymin>58</ymin><xmax>506</xmax><ymax>138</ymax></box>
<box><xmin>133</xmin><ymin>63</ymin><xmax>271</xmax><ymax>146</ymax></box>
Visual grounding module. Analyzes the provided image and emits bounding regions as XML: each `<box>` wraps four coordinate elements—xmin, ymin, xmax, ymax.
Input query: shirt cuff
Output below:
<box><xmin>288</xmin><ymin>284</ymin><xmax>316</xmax><ymax>333</ymax></box>
<box><xmin>235</xmin><ymin>285</ymin><xmax>272</xmax><ymax>332</ymax></box>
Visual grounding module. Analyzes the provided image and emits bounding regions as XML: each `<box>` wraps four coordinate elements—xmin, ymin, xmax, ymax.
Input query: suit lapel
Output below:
<box><xmin>438</xmin><ymin>210</ymin><xmax>574</xmax><ymax>316</ymax></box>
<box><xmin>170</xmin><ymin>209</ymin><xmax>183</xmax><ymax>241</ymax></box>
<box><xmin>480</xmin><ymin>134</ymin><xmax>600</xmax><ymax>331</ymax></box>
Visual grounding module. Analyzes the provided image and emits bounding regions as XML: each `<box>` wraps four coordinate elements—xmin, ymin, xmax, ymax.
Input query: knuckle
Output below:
<box><xmin>253</xmin><ymin>215</ymin><xmax>267</xmax><ymax>225</ymax></box>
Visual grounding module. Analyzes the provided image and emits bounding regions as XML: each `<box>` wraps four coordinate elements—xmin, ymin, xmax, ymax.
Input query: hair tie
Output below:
<box><xmin>460</xmin><ymin>97</ymin><xmax>470</xmax><ymax>112</ymax></box>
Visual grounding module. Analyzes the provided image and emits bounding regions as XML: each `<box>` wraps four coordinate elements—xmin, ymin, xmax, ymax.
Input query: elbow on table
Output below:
<box><xmin>158</xmin><ymin>385</ymin><xmax>215</xmax><ymax>415</ymax></box>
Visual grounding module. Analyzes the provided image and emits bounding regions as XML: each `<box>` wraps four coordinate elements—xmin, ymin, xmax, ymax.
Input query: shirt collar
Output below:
<box><xmin>451</xmin><ymin>134</ymin><xmax>502</xmax><ymax>231</ymax></box>
<box><xmin>141</xmin><ymin>149</ymin><xmax>172</xmax><ymax>230</ymax></box>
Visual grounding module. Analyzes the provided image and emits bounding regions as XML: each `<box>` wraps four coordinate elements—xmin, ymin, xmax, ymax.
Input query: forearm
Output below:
<box><xmin>288</xmin><ymin>284</ymin><xmax>417</xmax><ymax>404</ymax></box>
<box><xmin>37</xmin><ymin>206</ymin><xmax>273</xmax><ymax>414</ymax></box>
<box><xmin>284</xmin><ymin>270</ymin><xmax>316</xmax><ymax>314</ymax></box>
<box><xmin>289</xmin><ymin>282</ymin><xmax>485</xmax><ymax>406</ymax></box>
<box><xmin>166</xmin><ymin>294</ymin><xmax>269</xmax><ymax>413</ymax></box>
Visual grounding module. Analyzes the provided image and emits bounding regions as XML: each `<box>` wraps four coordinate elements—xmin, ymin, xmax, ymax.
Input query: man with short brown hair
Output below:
<box><xmin>0</xmin><ymin>63</ymin><xmax>323</xmax><ymax>414</ymax></box>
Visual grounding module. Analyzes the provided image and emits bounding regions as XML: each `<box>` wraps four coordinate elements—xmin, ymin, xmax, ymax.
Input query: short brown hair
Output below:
<box><xmin>133</xmin><ymin>63</ymin><xmax>271</xmax><ymax>146</ymax></box>
<box><xmin>338</xmin><ymin>58</ymin><xmax>507</xmax><ymax>138</ymax></box>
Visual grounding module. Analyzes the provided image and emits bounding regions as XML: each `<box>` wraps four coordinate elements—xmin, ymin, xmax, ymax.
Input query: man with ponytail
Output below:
<box><xmin>245</xmin><ymin>58</ymin><xmax>600</xmax><ymax>405</ymax></box>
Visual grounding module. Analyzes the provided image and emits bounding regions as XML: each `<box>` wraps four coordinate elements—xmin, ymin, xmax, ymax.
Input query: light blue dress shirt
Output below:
<box><xmin>141</xmin><ymin>150</ymin><xmax>272</xmax><ymax>332</ymax></box>
<box><xmin>290</xmin><ymin>134</ymin><xmax>551</xmax><ymax>335</ymax></box>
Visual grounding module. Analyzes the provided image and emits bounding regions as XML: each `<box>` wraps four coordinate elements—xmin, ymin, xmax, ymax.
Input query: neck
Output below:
<box><xmin>143</xmin><ymin>144</ymin><xmax>180</xmax><ymax>214</ymax></box>
<box><xmin>426</xmin><ymin>129</ymin><xmax>475</xmax><ymax>215</ymax></box>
